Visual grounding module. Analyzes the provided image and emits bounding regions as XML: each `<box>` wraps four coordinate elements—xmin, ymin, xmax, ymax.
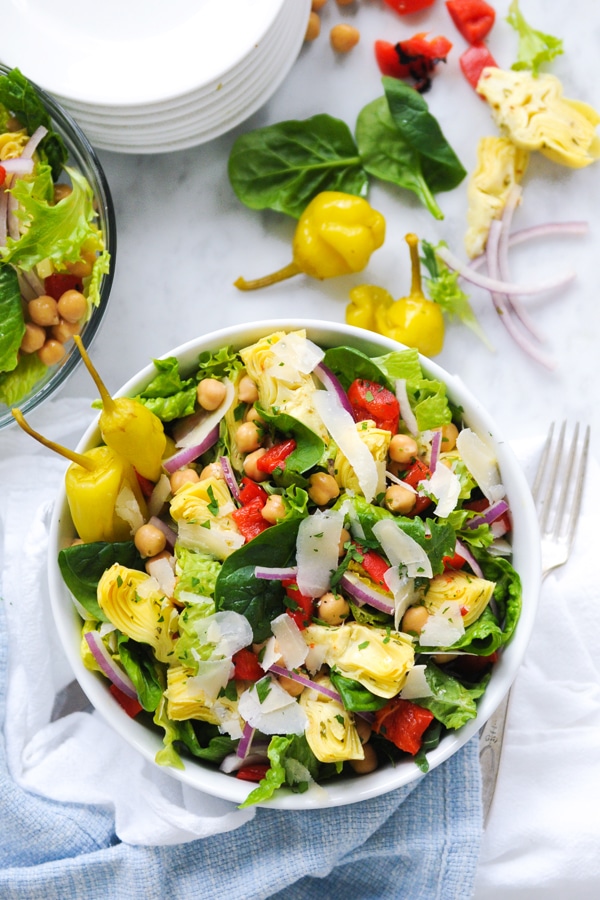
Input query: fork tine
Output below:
<box><xmin>565</xmin><ymin>424</ymin><xmax>590</xmax><ymax>550</ymax></box>
<box><xmin>551</xmin><ymin>422</ymin><xmax>579</xmax><ymax>540</ymax></box>
<box><xmin>531</xmin><ymin>421</ymin><xmax>554</xmax><ymax>502</ymax></box>
<box><xmin>536</xmin><ymin>421</ymin><xmax>566</xmax><ymax>533</ymax></box>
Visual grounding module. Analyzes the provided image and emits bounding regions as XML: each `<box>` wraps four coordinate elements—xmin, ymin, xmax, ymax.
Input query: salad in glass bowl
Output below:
<box><xmin>45</xmin><ymin>320</ymin><xmax>540</xmax><ymax>808</ymax></box>
<box><xmin>0</xmin><ymin>66</ymin><xmax>115</xmax><ymax>429</ymax></box>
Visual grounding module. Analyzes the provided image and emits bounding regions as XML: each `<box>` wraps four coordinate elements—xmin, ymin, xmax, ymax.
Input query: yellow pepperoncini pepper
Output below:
<box><xmin>11</xmin><ymin>409</ymin><xmax>147</xmax><ymax>543</ymax></box>
<box><xmin>346</xmin><ymin>233</ymin><xmax>445</xmax><ymax>357</ymax></box>
<box><xmin>74</xmin><ymin>335</ymin><xmax>166</xmax><ymax>482</ymax></box>
<box><xmin>235</xmin><ymin>191</ymin><xmax>385</xmax><ymax>291</ymax></box>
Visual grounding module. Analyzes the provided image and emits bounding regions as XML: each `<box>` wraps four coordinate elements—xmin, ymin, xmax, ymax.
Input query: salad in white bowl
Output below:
<box><xmin>44</xmin><ymin>320</ymin><xmax>540</xmax><ymax>808</ymax></box>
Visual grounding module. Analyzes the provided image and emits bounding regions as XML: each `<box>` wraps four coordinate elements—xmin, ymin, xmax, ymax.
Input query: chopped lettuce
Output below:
<box><xmin>414</xmin><ymin>663</ymin><xmax>489</xmax><ymax>729</ymax></box>
<box><xmin>135</xmin><ymin>356</ymin><xmax>197</xmax><ymax>421</ymax></box>
<box><xmin>506</xmin><ymin>0</ymin><xmax>563</xmax><ymax>77</ymax></box>
<box><xmin>175</xmin><ymin>546</ymin><xmax>222</xmax><ymax>600</ymax></box>
<box><xmin>239</xmin><ymin>734</ymin><xmax>322</xmax><ymax>807</ymax></box>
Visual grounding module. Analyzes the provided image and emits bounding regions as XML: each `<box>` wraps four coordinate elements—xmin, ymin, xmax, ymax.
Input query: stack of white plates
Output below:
<box><xmin>0</xmin><ymin>0</ymin><xmax>311</xmax><ymax>154</ymax></box>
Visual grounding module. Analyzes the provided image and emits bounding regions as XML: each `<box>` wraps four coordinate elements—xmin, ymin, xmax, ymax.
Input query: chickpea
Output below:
<box><xmin>389</xmin><ymin>433</ymin><xmax>418</xmax><ymax>465</ymax></box>
<box><xmin>197</xmin><ymin>377</ymin><xmax>227</xmax><ymax>411</ymax></box>
<box><xmin>384</xmin><ymin>484</ymin><xmax>416</xmax><ymax>515</ymax></box>
<box><xmin>243</xmin><ymin>448</ymin><xmax>269</xmax><ymax>481</ymax></box>
<box><xmin>312</xmin><ymin>0</ymin><xmax>327</xmax><ymax>10</ymax></box>
<box><xmin>65</xmin><ymin>257</ymin><xmax>93</xmax><ymax>278</ymax></box>
<box><xmin>244</xmin><ymin>406</ymin><xmax>264</xmax><ymax>425</ymax></box>
<box><xmin>433</xmin><ymin>653</ymin><xmax>458</xmax><ymax>665</ymax></box>
<box><xmin>28</xmin><ymin>295</ymin><xmax>59</xmax><ymax>327</ymax></box>
<box><xmin>20</xmin><ymin>322</ymin><xmax>46</xmax><ymax>353</ymax></box>
<box><xmin>436</xmin><ymin>422</ymin><xmax>459</xmax><ymax>453</ymax></box>
<box><xmin>338</xmin><ymin>526</ymin><xmax>351</xmax><ymax>556</ymax></box>
<box><xmin>57</xmin><ymin>289</ymin><xmax>87</xmax><ymax>324</ymax></box>
<box><xmin>336</xmin><ymin>0</ymin><xmax>355</xmax><ymax>5</ymax></box>
<box><xmin>305</xmin><ymin>11</ymin><xmax>321</xmax><ymax>41</ymax></box>
<box><xmin>317</xmin><ymin>591</ymin><xmax>349</xmax><ymax>625</ymax></box>
<box><xmin>261</xmin><ymin>494</ymin><xmax>286</xmax><ymax>524</ymax></box>
<box><xmin>330</xmin><ymin>23</ymin><xmax>360</xmax><ymax>53</ymax></box>
<box><xmin>53</xmin><ymin>183</ymin><xmax>72</xmax><ymax>203</ymax></box>
<box><xmin>349</xmin><ymin>743</ymin><xmax>378</xmax><ymax>775</ymax></box>
<box><xmin>51</xmin><ymin>319</ymin><xmax>81</xmax><ymax>343</ymax></box>
<box><xmin>308</xmin><ymin>471</ymin><xmax>340</xmax><ymax>505</ymax></box>
<box><xmin>37</xmin><ymin>339</ymin><xmax>66</xmax><ymax>366</ymax></box>
<box><xmin>277</xmin><ymin>674</ymin><xmax>305</xmax><ymax>697</ymax></box>
<box><xmin>235</xmin><ymin>420</ymin><xmax>262</xmax><ymax>453</ymax></box>
<box><xmin>134</xmin><ymin>523</ymin><xmax>167</xmax><ymax>558</ymax></box>
<box><xmin>401</xmin><ymin>605</ymin><xmax>429</xmax><ymax>635</ymax></box>
<box><xmin>170</xmin><ymin>468</ymin><xmax>200</xmax><ymax>492</ymax></box>
<box><xmin>199</xmin><ymin>461</ymin><xmax>224</xmax><ymax>481</ymax></box>
<box><xmin>238</xmin><ymin>374</ymin><xmax>259</xmax><ymax>404</ymax></box>
<box><xmin>355</xmin><ymin>717</ymin><xmax>372</xmax><ymax>745</ymax></box>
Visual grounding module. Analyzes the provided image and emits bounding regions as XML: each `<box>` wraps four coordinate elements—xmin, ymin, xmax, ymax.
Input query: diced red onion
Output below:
<box><xmin>313</xmin><ymin>362</ymin><xmax>353</xmax><ymax>415</ymax></box>
<box><xmin>339</xmin><ymin>572</ymin><xmax>394</xmax><ymax>614</ymax></box>
<box><xmin>84</xmin><ymin>631</ymin><xmax>138</xmax><ymax>699</ymax></box>
<box><xmin>465</xmin><ymin>499</ymin><xmax>510</xmax><ymax>529</ymax></box>
<box><xmin>148</xmin><ymin>515</ymin><xmax>177</xmax><ymax>549</ymax></box>
<box><xmin>20</xmin><ymin>125</ymin><xmax>48</xmax><ymax>159</ymax></box>
<box><xmin>429</xmin><ymin>429</ymin><xmax>442</xmax><ymax>472</ymax></box>
<box><xmin>163</xmin><ymin>424</ymin><xmax>219</xmax><ymax>474</ymax></box>
<box><xmin>254</xmin><ymin>565</ymin><xmax>298</xmax><ymax>581</ymax></box>
<box><xmin>454</xmin><ymin>539</ymin><xmax>484</xmax><ymax>578</ymax></box>
<box><xmin>236</xmin><ymin>720</ymin><xmax>255</xmax><ymax>759</ymax></box>
<box><xmin>220</xmin><ymin>456</ymin><xmax>240</xmax><ymax>501</ymax></box>
<box><xmin>436</xmin><ymin>244</ymin><xmax>576</xmax><ymax>297</ymax></box>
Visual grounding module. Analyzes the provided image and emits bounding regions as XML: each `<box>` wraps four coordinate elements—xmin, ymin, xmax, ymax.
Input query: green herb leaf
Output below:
<box><xmin>228</xmin><ymin>114</ymin><xmax>369</xmax><ymax>218</ymax></box>
<box><xmin>506</xmin><ymin>0</ymin><xmax>563</xmax><ymax>77</ymax></box>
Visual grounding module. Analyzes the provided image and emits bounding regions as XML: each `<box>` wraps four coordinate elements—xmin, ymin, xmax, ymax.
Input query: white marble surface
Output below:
<box><xmin>60</xmin><ymin>0</ymin><xmax>599</xmax><ymax>464</ymax></box>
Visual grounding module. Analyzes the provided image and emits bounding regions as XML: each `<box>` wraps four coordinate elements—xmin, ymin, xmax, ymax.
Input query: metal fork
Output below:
<box><xmin>480</xmin><ymin>421</ymin><xmax>591</xmax><ymax>825</ymax></box>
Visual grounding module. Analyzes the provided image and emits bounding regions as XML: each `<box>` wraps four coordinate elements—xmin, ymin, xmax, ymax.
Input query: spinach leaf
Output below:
<box><xmin>415</xmin><ymin>662</ymin><xmax>489</xmax><ymax>729</ymax></box>
<box><xmin>382</xmin><ymin>77</ymin><xmax>467</xmax><ymax>195</ymax></box>
<box><xmin>117</xmin><ymin>635</ymin><xmax>164</xmax><ymax>712</ymax></box>
<box><xmin>228</xmin><ymin>114</ymin><xmax>368</xmax><ymax>218</ymax></box>
<box><xmin>322</xmin><ymin>345</ymin><xmax>395</xmax><ymax>391</ymax></box>
<box><xmin>0</xmin><ymin>68</ymin><xmax>68</xmax><ymax>180</ymax></box>
<box><xmin>0</xmin><ymin>264</ymin><xmax>25</xmax><ymax>373</ymax></box>
<box><xmin>58</xmin><ymin>540</ymin><xmax>146</xmax><ymax>621</ymax></box>
<box><xmin>214</xmin><ymin>519</ymin><xmax>300</xmax><ymax>641</ymax></box>
<box><xmin>330</xmin><ymin>668</ymin><xmax>388</xmax><ymax>711</ymax></box>
<box><xmin>356</xmin><ymin>96</ymin><xmax>444</xmax><ymax>219</ymax></box>
<box><xmin>256</xmin><ymin>407</ymin><xmax>325</xmax><ymax>478</ymax></box>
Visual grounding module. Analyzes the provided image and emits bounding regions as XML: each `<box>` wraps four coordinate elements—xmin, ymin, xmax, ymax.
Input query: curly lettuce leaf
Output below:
<box><xmin>239</xmin><ymin>734</ymin><xmax>323</xmax><ymax>807</ymax></box>
<box><xmin>415</xmin><ymin>662</ymin><xmax>489</xmax><ymax>729</ymax></box>
<box><xmin>135</xmin><ymin>357</ymin><xmax>197</xmax><ymax>421</ymax></box>
<box><xmin>506</xmin><ymin>0</ymin><xmax>563</xmax><ymax>77</ymax></box>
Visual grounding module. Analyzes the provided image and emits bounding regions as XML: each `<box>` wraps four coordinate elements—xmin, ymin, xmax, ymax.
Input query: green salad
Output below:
<box><xmin>0</xmin><ymin>68</ymin><xmax>110</xmax><ymax>407</ymax></box>
<box><xmin>57</xmin><ymin>329</ymin><xmax>521</xmax><ymax>806</ymax></box>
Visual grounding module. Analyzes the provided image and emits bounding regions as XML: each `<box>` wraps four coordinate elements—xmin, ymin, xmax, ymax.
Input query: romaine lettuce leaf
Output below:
<box><xmin>506</xmin><ymin>0</ymin><xmax>563</xmax><ymax>77</ymax></box>
<box><xmin>415</xmin><ymin>662</ymin><xmax>489</xmax><ymax>729</ymax></box>
<box><xmin>0</xmin><ymin>264</ymin><xmax>25</xmax><ymax>373</ymax></box>
<box><xmin>135</xmin><ymin>356</ymin><xmax>197</xmax><ymax>421</ymax></box>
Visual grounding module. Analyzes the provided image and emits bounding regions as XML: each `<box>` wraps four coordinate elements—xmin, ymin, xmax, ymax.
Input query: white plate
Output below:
<box><xmin>1</xmin><ymin>0</ymin><xmax>288</xmax><ymax>106</ymax></box>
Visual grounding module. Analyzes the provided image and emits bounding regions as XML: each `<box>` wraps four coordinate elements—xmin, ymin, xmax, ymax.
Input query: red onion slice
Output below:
<box><xmin>269</xmin><ymin>664</ymin><xmax>342</xmax><ymax>701</ymax></box>
<box><xmin>454</xmin><ymin>539</ymin><xmax>484</xmax><ymax>578</ymax></box>
<box><xmin>148</xmin><ymin>515</ymin><xmax>177</xmax><ymax>549</ymax></box>
<box><xmin>429</xmin><ymin>429</ymin><xmax>442</xmax><ymax>472</ymax></box>
<box><xmin>339</xmin><ymin>572</ymin><xmax>394</xmax><ymax>614</ymax></box>
<box><xmin>465</xmin><ymin>499</ymin><xmax>510</xmax><ymax>529</ymax></box>
<box><xmin>313</xmin><ymin>362</ymin><xmax>353</xmax><ymax>415</ymax></box>
<box><xmin>219</xmin><ymin>456</ymin><xmax>240</xmax><ymax>501</ymax></box>
<box><xmin>1</xmin><ymin>158</ymin><xmax>35</xmax><ymax>176</ymax></box>
<box><xmin>469</xmin><ymin>221</ymin><xmax>589</xmax><ymax>271</ymax></box>
<box><xmin>20</xmin><ymin>125</ymin><xmax>48</xmax><ymax>159</ymax></box>
<box><xmin>235</xmin><ymin>721</ymin><xmax>255</xmax><ymax>759</ymax></box>
<box><xmin>254</xmin><ymin>565</ymin><xmax>299</xmax><ymax>581</ymax></box>
<box><xmin>163</xmin><ymin>424</ymin><xmax>219</xmax><ymax>474</ymax></box>
<box><xmin>220</xmin><ymin>750</ymin><xmax>269</xmax><ymax>774</ymax></box>
<box><xmin>436</xmin><ymin>244</ymin><xmax>576</xmax><ymax>296</ymax></box>
<box><xmin>84</xmin><ymin>631</ymin><xmax>138</xmax><ymax>699</ymax></box>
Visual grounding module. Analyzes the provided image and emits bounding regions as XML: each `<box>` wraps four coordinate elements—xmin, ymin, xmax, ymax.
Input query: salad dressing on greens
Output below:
<box><xmin>57</xmin><ymin>329</ymin><xmax>521</xmax><ymax>805</ymax></box>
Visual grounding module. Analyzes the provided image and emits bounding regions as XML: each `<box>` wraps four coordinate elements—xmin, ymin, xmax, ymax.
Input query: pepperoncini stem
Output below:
<box><xmin>11</xmin><ymin>408</ymin><xmax>96</xmax><ymax>472</ymax></box>
<box><xmin>234</xmin><ymin>261</ymin><xmax>302</xmax><ymax>292</ymax></box>
<box><xmin>405</xmin><ymin>233</ymin><xmax>425</xmax><ymax>301</ymax></box>
<box><xmin>73</xmin><ymin>335</ymin><xmax>115</xmax><ymax>413</ymax></box>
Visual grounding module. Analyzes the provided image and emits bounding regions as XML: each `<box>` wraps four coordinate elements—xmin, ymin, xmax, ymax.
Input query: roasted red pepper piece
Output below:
<box><xmin>401</xmin><ymin>457</ymin><xmax>432</xmax><ymax>515</ymax></box>
<box><xmin>44</xmin><ymin>272</ymin><xmax>84</xmax><ymax>300</ymax></box>
<box><xmin>373</xmin><ymin>697</ymin><xmax>434</xmax><ymax>755</ymax></box>
<box><xmin>442</xmin><ymin>549</ymin><xmax>466</xmax><ymax>570</ymax></box>
<box><xmin>282</xmin><ymin>579</ymin><xmax>314</xmax><ymax>630</ymax></box>
<box><xmin>236</xmin><ymin>764</ymin><xmax>270</xmax><ymax>782</ymax></box>
<box><xmin>347</xmin><ymin>378</ymin><xmax>400</xmax><ymax>433</ymax></box>
<box><xmin>237</xmin><ymin>476</ymin><xmax>268</xmax><ymax>506</ymax></box>
<box><xmin>256</xmin><ymin>439</ymin><xmax>297</xmax><ymax>474</ymax></box>
<box><xmin>375</xmin><ymin>33</ymin><xmax>452</xmax><ymax>93</ymax></box>
<box><xmin>0</xmin><ymin>165</ymin><xmax>6</xmax><ymax>187</ymax></box>
<box><xmin>464</xmin><ymin>497</ymin><xmax>512</xmax><ymax>534</ymax></box>
<box><xmin>232</xmin><ymin>497</ymin><xmax>271</xmax><ymax>541</ymax></box>
<box><xmin>109</xmin><ymin>683</ymin><xmax>143</xmax><ymax>718</ymax></box>
<box><xmin>383</xmin><ymin>0</ymin><xmax>436</xmax><ymax>14</ymax></box>
<box><xmin>135</xmin><ymin>469</ymin><xmax>156</xmax><ymax>499</ymax></box>
<box><xmin>354</xmin><ymin>543</ymin><xmax>391</xmax><ymax>589</ymax></box>
<box><xmin>232</xmin><ymin>648</ymin><xmax>264</xmax><ymax>682</ymax></box>
<box><xmin>459</xmin><ymin>42</ymin><xmax>498</xmax><ymax>90</ymax></box>
<box><xmin>446</xmin><ymin>0</ymin><xmax>495</xmax><ymax>44</ymax></box>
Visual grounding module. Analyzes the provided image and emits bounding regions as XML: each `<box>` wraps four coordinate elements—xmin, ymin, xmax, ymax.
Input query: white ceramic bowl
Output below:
<box><xmin>48</xmin><ymin>319</ymin><xmax>541</xmax><ymax>808</ymax></box>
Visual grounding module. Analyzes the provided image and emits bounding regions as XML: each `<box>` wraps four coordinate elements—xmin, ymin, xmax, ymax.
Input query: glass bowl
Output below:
<box><xmin>0</xmin><ymin>64</ymin><xmax>116</xmax><ymax>431</ymax></box>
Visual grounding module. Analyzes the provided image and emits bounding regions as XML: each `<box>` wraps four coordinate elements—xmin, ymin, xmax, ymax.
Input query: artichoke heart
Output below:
<box><xmin>0</xmin><ymin>130</ymin><xmax>29</xmax><ymax>160</ymax></box>
<box><xmin>240</xmin><ymin>330</ymin><xmax>329</xmax><ymax>442</ymax></box>
<box><xmin>334</xmin><ymin>420</ymin><xmax>390</xmax><ymax>497</ymax></box>
<box><xmin>465</xmin><ymin>136</ymin><xmax>529</xmax><ymax>258</ymax></box>
<box><xmin>299</xmin><ymin>676</ymin><xmax>364</xmax><ymax>764</ymax></box>
<box><xmin>304</xmin><ymin>622</ymin><xmax>414</xmax><ymax>698</ymax></box>
<box><xmin>423</xmin><ymin>570</ymin><xmax>496</xmax><ymax>627</ymax></box>
<box><xmin>165</xmin><ymin>664</ymin><xmax>223</xmax><ymax>723</ymax></box>
<box><xmin>170</xmin><ymin>475</ymin><xmax>244</xmax><ymax>559</ymax></box>
<box><xmin>97</xmin><ymin>563</ymin><xmax>177</xmax><ymax>662</ymax></box>
<box><xmin>477</xmin><ymin>68</ymin><xmax>600</xmax><ymax>169</ymax></box>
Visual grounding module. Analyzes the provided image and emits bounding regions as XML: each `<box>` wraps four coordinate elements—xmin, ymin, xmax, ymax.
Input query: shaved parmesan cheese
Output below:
<box><xmin>176</xmin><ymin>521</ymin><xmax>245</xmax><ymax>559</ymax></box>
<box><xmin>186</xmin><ymin>658</ymin><xmax>233</xmax><ymax>702</ymax></box>
<box><xmin>304</xmin><ymin>640</ymin><xmax>328</xmax><ymax>675</ymax></box>
<box><xmin>456</xmin><ymin>428</ymin><xmax>506</xmax><ymax>503</ymax></box>
<box><xmin>395</xmin><ymin>379</ymin><xmax>419</xmax><ymax>436</ymax></box>
<box><xmin>419</xmin><ymin>600</ymin><xmax>465</xmax><ymax>647</ymax></box>
<box><xmin>373</xmin><ymin>518</ymin><xmax>433</xmax><ymax>579</ymax></box>
<box><xmin>265</xmin><ymin>333</ymin><xmax>325</xmax><ymax>383</ymax></box>
<box><xmin>384</xmin><ymin>566</ymin><xmax>419</xmax><ymax>630</ymax></box>
<box><xmin>400</xmin><ymin>664</ymin><xmax>433</xmax><ymax>700</ymax></box>
<box><xmin>145</xmin><ymin>556</ymin><xmax>176</xmax><ymax>597</ymax></box>
<box><xmin>313</xmin><ymin>390</ymin><xmax>378</xmax><ymax>502</ymax></box>
<box><xmin>115</xmin><ymin>484</ymin><xmax>145</xmax><ymax>535</ymax></box>
<box><xmin>271</xmin><ymin>613</ymin><xmax>309</xmax><ymax>669</ymax></box>
<box><xmin>425</xmin><ymin>462</ymin><xmax>461</xmax><ymax>518</ymax></box>
<box><xmin>213</xmin><ymin>704</ymin><xmax>244</xmax><ymax>740</ymax></box>
<box><xmin>238</xmin><ymin>677</ymin><xmax>308</xmax><ymax>735</ymax></box>
<box><xmin>202</xmin><ymin>611</ymin><xmax>254</xmax><ymax>658</ymax></box>
<box><xmin>148</xmin><ymin>474</ymin><xmax>172</xmax><ymax>518</ymax></box>
<box><xmin>260</xmin><ymin>636</ymin><xmax>282</xmax><ymax>672</ymax></box>
<box><xmin>175</xmin><ymin>379</ymin><xmax>235</xmax><ymax>449</ymax></box>
<box><xmin>296</xmin><ymin>508</ymin><xmax>344</xmax><ymax>598</ymax></box>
